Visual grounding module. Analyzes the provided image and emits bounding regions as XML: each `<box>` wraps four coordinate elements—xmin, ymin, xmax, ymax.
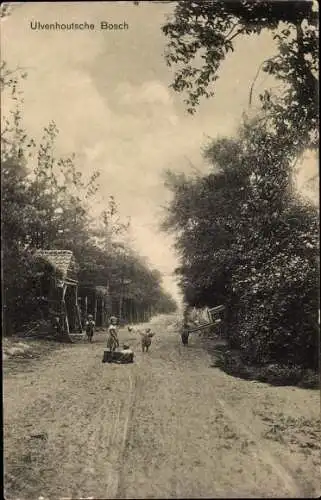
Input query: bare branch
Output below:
<box><xmin>225</xmin><ymin>21</ymin><xmax>241</xmax><ymax>40</ymax></box>
<box><xmin>248</xmin><ymin>56</ymin><xmax>281</xmax><ymax>107</ymax></box>
<box><xmin>227</xmin><ymin>27</ymin><xmax>246</xmax><ymax>43</ymax></box>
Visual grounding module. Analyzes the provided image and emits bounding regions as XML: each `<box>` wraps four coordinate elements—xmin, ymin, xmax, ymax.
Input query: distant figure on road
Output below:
<box><xmin>181</xmin><ymin>305</ymin><xmax>197</xmax><ymax>345</ymax></box>
<box><xmin>181</xmin><ymin>323</ymin><xmax>189</xmax><ymax>346</ymax></box>
<box><xmin>85</xmin><ymin>314</ymin><xmax>95</xmax><ymax>342</ymax></box>
<box><xmin>140</xmin><ymin>328</ymin><xmax>155</xmax><ymax>353</ymax></box>
<box><xmin>106</xmin><ymin>316</ymin><xmax>119</xmax><ymax>352</ymax></box>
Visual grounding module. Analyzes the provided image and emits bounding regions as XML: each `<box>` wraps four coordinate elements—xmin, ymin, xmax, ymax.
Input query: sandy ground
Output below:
<box><xmin>3</xmin><ymin>314</ymin><xmax>321</xmax><ymax>499</ymax></box>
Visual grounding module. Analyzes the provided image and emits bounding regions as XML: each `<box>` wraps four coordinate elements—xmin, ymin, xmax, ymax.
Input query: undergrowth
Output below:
<box><xmin>208</xmin><ymin>340</ymin><xmax>320</xmax><ymax>389</ymax></box>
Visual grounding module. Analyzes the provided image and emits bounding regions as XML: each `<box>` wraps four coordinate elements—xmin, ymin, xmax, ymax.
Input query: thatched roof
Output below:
<box><xmin>35</xmin><ymin>250</ymin><xmax>78</xmax><ymax>280</ymax></box>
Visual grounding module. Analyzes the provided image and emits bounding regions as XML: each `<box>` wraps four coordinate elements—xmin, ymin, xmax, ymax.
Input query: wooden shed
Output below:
<box><xmin>35</xmin><ymin>250</ymin><xmax>82</xmax><ymax>339</ymax></box>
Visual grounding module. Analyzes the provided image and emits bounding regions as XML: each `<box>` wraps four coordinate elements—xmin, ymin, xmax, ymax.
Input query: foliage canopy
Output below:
<box><xmin>162</xmin><ymin>0</ymin><xmax>319</xmax><ymax>149</ymax></box>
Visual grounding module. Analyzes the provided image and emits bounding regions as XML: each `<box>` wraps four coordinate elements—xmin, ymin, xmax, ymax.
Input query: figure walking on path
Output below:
<box><xmin>181</xmin><ymin>324</ymin><xmax>189</xmax><ymax>346</ymax></box>
<box><xmin>181</xmin><ymin>306</ymin><xmax>194</xmax><ymax>346</ymax></box>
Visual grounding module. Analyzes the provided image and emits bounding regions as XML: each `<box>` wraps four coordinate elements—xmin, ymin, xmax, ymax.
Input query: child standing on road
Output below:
<box><xmin>85</xmin><ymin>314</ymin><xmax>95</xmax><ymax>342</ymax></box>
<box><xmin>106</xmin><ymin>316</ymin><xmax>119</xmax><ymax>352</ymax></box>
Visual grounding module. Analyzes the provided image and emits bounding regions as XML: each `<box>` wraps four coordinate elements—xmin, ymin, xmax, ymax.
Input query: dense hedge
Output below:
<box><xmin>164</xmin><ymin>123</ymin><xmax>319</xmax><ymax>371</ymax></box>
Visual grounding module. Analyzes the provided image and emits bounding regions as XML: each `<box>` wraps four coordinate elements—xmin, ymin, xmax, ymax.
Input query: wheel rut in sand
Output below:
<box><xmin>3</xmin><ymin>316</ymin><xmax>320</xmax><ymax>499</ymax></box>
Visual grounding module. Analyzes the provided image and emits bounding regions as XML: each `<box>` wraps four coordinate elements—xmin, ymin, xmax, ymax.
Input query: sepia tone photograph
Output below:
<box><xmin>1</xmin><ymin>1</ymin><xmax>320</xmax><ymax>498</ymax></box>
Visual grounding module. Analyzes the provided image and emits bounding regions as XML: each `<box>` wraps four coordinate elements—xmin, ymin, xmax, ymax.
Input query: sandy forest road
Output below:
<box><xmin>4</xmin><ymin>314</ymin><xmax>320</xmax><ymax>499</ymax></box>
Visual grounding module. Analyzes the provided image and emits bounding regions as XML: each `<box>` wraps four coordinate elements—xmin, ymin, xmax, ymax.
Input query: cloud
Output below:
<box><xmin>4</xmin><ymin>1</ymin><xmax>316</xmax><ymax>303</ymax></box>
<box><xmin>117</xmin><ymin>80</ymin><xmax>173</xmax><ymax>106</ymax></box>
<box><xmin>1</xmin><ymin>2</ymin><xmax>188</xmax><ymax>300</ymax></box>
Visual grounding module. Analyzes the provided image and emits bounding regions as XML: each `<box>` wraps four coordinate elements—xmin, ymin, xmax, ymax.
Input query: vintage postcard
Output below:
<box><xmin>1</xmin><ymin>1</ymin><xmax>319</xmax><ymax>499</ymax></box>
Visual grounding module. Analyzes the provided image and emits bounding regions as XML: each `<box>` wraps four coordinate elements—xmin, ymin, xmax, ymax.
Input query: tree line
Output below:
<box><xmin>1</xmin><ymin>61</ymin><xmax>177</xmax><ymax>336</ymax></box>
<box><xmin>161</xmin><ymin>0</ymin><xmax>319</xmax><ymax>370</ymax></box>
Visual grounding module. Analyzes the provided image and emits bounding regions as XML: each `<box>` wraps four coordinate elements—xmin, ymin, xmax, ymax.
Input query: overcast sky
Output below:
<box><xmin>1</xmin><ymin>1</ymin><xmax>318</xmax><ymax>302</ymax></box>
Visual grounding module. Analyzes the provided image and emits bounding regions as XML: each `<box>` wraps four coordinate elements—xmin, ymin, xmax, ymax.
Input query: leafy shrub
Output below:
<box><xmin>164</xmin><ymin>122</ymin><xmax>319</xmax><ymax>371</ymax></box>
<box><xmin>212</xmin><ymin>345</ymin><xmax>319</xmax><ymax>388</ymax></box>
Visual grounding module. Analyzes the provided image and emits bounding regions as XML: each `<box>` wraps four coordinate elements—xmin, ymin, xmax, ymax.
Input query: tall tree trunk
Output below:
<box><xmin>84</xmin><ymin>296</ymin><xmax>88</xmax><ymax>319</ymax></box>
<box><xmin>94</xmin><ymin>292</ymin><xmax>98</xmax><ymax>323</ymax></box>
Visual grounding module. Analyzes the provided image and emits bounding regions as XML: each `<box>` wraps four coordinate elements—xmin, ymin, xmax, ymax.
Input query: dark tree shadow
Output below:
<box><xmin>204</xmin><ymin>337</ymin><xmax>319</xmax><ymax>390</ymax></box>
